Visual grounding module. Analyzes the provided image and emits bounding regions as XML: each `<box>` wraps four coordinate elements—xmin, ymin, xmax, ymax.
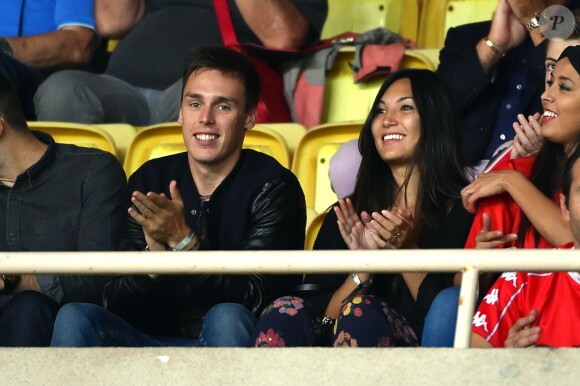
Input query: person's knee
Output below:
<box><xmin>34</xmin><ymin>70</ymin><xmax>102</xmax><ymax>122</ymax></box>
<box><xmin>51</xmin><ymin>303</ymin><xmax>105</xmax><ymax>347</ymax></box>
<box><xmin>429</xmin><ymin>287</ymin><xmax>460</xmax><ymax>316</ymax></box>
<box><xmin>202</xmin><ymin>303</ymin><xmax>257</xmax><ymax>347</ymax></box>
<box><xmin>205</xmin><ymin>303</ymin><xmax>256</xmax><ymax>327</ymax></box>
<box><xmin>55</xmin><ymin>303</ymin><xmax>100</xmax><ymax>329</ymax></box>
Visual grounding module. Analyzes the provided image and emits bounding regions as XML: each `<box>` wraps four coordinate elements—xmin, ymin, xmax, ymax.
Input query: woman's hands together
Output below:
<box><xmin>335</xmin><ymin>198</ymin><xmax>416</xmax><ymax>250</ymax></box>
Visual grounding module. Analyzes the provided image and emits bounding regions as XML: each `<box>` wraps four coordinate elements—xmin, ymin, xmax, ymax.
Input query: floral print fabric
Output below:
<box><xmin>252</xmin><ymin>295</ymin><xmax>418</xmax><ymax>347</ymax></box>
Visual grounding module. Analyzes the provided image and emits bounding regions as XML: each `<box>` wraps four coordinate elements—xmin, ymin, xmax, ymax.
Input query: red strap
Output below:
<box><xmin>213</xmin><ymin>0</ymin><xmax>239</xmax><ymax>48</ymax></box>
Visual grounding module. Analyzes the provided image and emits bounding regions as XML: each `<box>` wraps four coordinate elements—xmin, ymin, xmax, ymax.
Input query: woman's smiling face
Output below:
<box><xmin>541</xmin><ymin>57</ymin><xmax>580</xmax><ymax>154</ymax></box>
<box><xmin>371</xmin><ymin>78</ymin><xmax>421</xmax><ymax>167</ymax></box>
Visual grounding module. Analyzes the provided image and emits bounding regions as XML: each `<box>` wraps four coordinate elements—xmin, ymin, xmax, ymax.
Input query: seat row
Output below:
<box><xmin>30</xmin><ymin>119</ymin><xmax>362</xmax><ymax>245</ymax></box>
<box><xmin>322</xmin><ymin>0</ymin><xmax>497</xmax><ymax>49</ymax></box>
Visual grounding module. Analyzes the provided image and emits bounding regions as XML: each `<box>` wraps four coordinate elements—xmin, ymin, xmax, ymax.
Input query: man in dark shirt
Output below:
<box><xmin>35</xmin><ymin>0</ymin><xmax>328</xmax><ymax>125</ymax></box>
<box><xmin>0</xmin><ymin>73</ymin><xmax>127</xmax><ymax>346</ymax></box>
<box><xmin>438</xmin><ymin>0</ymin><xmax>579</xmax><ymax>168</ymax></box>
<box><xmin>50</xmin><ymin>46</ymin><xmax>306</xmax><ymax>348</ymax></box>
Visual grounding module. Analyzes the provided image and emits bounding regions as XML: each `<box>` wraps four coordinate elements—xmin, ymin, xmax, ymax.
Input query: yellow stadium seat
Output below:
<box><xmin>322</xmin><ymin>47</ymin><xmax>436</xmax><ymax>124</ymax></box>
<box><xmin>292</xmin><ymin>121</ymin><xmax>363</xmax><ymax>213</ymax></box>
<box><xmin>94</xmin><ymin>123</ymin><xmax>137</xmax><ymax>164</ymax></box>
<box><xmin>123</xmin><ymin>123</ymin><xmax>292</xmax><ymax>176</ymax></box>
<box><xmin>254</xmin><ymin>122</ymin><xmax>307</xmax><ymax>160</ymax></box>
<box><xmin>418</xmin><ymin>0</ymin><xmax>497</xmax><ymax>49</ymax></box>
<box><xmin>28</xmin><ymin>121</ymin><xmax>119</xmax><ymax>159</ymax></box>
<box><xmin>305</xmin><ymin>210</ymin><xmax>328</xmax><ymax>250</ymax></box>
<box><xmin>322</xmin><ymin>0</ymin><xmax>419</xmax><ymax>42</ymax></box>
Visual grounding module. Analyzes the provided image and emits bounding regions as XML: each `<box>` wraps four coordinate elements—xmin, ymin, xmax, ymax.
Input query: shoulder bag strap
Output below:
<box><xmin>213</xmin><ymin>0</ymin><xmax>239</xmax><ymax>48</ymax></box>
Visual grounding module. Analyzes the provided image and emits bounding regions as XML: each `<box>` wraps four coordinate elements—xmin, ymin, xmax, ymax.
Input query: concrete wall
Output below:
<box><xmin>2</xmin><ymin>347</ymin><xmax>577</xmax><ymax>385</ymax></box>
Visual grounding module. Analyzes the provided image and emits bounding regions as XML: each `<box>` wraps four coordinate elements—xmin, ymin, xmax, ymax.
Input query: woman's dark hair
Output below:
<box><xmin>351</xmin><ymin>69</ymin><xmax>469</xmax><ymax>238</ymax></box>
<box><xmin>181</xmin><ymin>46</ymin><xmax>260</xmax><ymax>112</ymax></box>
<box><xmin>562</xmin><ymin>144</ymin><xmax>580</xmax><ymax>208</ymax></box>
<box><xmin>517</xmin><ymin>44</ymin><xmax>580</xmax><ymax>246</ymax></box>
<box><xmin>517</xmin><ymin>140</ymin><xmax>578</xmax><ymax>246</ymax></box>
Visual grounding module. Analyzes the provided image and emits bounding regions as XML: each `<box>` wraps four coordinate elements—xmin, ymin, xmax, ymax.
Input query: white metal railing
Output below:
<box><xmin>1</xmin><ymin>249</ymin><xmax>578</xmax><ymax>348</ymax></box>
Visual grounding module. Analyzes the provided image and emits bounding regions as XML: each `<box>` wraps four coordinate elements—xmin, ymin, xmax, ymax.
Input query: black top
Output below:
<box><xmin>0</xmin><ymin>131</ymin><xmax>127</xmax><ymax>305</ymax></box>
<box><xmin>437</xmin><ymin>21</ymin><xmax>546</xmax><ymax>165</ymax></box>
<box><xmin>107</xmin><ymin>149</ymin><xmax>306</xmax><ymax>338</ymax></box>
<box><xmin>106</xmin><ymin>0</ymin><xmax>328</xmax><ymax>89</ymax></box>
<box><xmin>307</xmin><ymin>200</ymin><xmax>474</xmax><ymax>339</ymax></box>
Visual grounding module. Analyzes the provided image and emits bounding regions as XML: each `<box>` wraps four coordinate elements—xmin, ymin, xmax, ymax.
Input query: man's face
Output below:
<box><xmin>561</xmin><ymin>159</ymin><xmax>580</xmax><ymax>246</ymax></box>
<box><xmin>178</xmin><ymin>69</ymin><xmax>256</xmax><ymax>170</ymax></box>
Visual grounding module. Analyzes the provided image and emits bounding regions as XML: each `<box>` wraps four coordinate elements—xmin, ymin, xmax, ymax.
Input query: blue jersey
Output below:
<box><xmin>0</xmin><ymin>0</ymin><xmax>95</xmax><ymax>37</ymax></box>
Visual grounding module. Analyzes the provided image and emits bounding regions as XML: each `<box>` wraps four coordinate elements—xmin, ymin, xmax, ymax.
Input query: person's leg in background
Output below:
<box><xmin>333</xmin><ymin>295</ymin><xmax>418</xmax><ymax>347</ymax></box>
<box><xmin>421</xmin><ymin>286</ymin><xmax>460</xmax><ymax>347</ymax></box>
<box><xmin>0</xmin><ymin>291</ymin><xmax>60</xmax><ymax>346</ymax></box>
<box><xmin>150</xmin><ymin>79</ymin><xmax>182</xmax><ymax>124</ymax></box>
<box><xmin>34</xmin><ymin>71</ymin><xmax>150</xmax><ymax>125</ymax></box>
<box><xmin>251</xmin><ymin>296</ymin><xmax>316</xmax><ymax>347</ymax></box>
<box><xmin>50</xmin><ymin>302</ymin><xmax>188</xmax><ymax>347</ymax></box>
<box><xmin>199</xmin><ymin>303</ymin><xmax>258</xmax><ymax>347</ymax></box>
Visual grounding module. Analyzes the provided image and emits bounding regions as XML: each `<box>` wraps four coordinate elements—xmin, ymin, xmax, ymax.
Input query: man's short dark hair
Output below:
<box><xmin>0</xmin><ymin>72</ymin><xmax>28</xmax><ymax>132</ymax></box>
<box><xmin>562</xmin><ymin>144</ymin><xmax>580</xmax><ymax>207</ymax></box>
<box><xmin>181</xmin><ymin>46</ymin><xmax>260</xmax><ymax>112</ymax></box>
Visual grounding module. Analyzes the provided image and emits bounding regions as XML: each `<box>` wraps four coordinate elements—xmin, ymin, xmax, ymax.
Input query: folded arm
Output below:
<box><xmin>234</xmin><ymin>0</ymin><xmax>311</xmax><ymax>50</ymax></box>
<box><xmin>5</xmin><ymin>26</ymin><xmax>97</xmax><ymax>69</ymax></box>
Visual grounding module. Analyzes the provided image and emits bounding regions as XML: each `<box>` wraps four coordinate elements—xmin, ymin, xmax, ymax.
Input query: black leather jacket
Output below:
<box><xmin>106</xmin><ymin>150</ymin><xmax>306</xmax><ymax>338</ymax></box>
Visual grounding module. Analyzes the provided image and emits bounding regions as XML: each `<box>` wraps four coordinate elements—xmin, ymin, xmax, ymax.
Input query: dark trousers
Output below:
<box><xmin>0</xmin><ymin>53</ymin><xmax>46</xmax><ymax>120</ymax></box>
<box><xmin>252</xmin><ymin>295</ymin><xmax>419</xmax><ymax>347</ymax></box>
<box><xmin>0</xmin><ymin>291</ymin><xmax>60</xmax><ymax>347</ymax></box>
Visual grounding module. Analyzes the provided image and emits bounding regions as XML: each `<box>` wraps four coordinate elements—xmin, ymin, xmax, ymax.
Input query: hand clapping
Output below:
<box><xmin>335</xmin><ymin>198</ymin><xmax>416</xmax><ymax>250</ymax></box>
<box><xmin>128</xmin><ymin>180</ymin><xmax>191</xmax><ymax>249</ymax></box>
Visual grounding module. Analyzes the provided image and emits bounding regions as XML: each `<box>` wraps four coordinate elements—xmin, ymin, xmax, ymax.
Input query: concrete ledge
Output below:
<box><xmin>1</xmin><ymin>348</ymin><xmax>577</xmax><ymax>385</ymax></box>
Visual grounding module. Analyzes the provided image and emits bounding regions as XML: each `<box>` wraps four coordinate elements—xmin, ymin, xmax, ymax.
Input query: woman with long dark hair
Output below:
<box><xmin>251</xmin><ymin>69</ymin><xmax>474</xmax><ymax>348</ymax></box>
<box><xmin>463</xmin><ymin>46</ymin><xmax>580</xmax><ymax>250</ymax></box>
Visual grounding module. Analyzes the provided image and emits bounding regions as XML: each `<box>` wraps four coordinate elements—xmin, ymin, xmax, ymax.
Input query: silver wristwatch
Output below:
<box><xmin>526</xmin><ymin>13</ymin><xmax>541</xmax><ymax>32</ymax></box>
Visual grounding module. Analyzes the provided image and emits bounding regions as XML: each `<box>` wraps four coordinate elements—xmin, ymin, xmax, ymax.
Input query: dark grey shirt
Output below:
<box><xmin>0</xmin><ymin>131</ymin><xmax>127</xmax><ymax>305</ymax></box>
<box><xmin>106</xmin><ymin>0</ymin><xmax>328</xmax><ymax>89</ymax></box>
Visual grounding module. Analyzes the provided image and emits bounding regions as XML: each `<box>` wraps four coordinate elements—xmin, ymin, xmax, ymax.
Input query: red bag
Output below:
<box><xmin>213</xmin><ymin>0</ymin><xmax>291</xmax><ymax>123</ymax></box>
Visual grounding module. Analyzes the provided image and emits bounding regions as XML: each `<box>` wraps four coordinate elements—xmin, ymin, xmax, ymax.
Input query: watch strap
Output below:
<box><xmin>526</xmin><ymin>13</ymin><xmax>541</xmax><ymax>32</ymax></box>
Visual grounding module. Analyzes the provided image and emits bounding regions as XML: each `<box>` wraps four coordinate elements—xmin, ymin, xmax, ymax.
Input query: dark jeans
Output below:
<box><xmin>51</xmin><ymin>302</ymin><xmax>257</xmax><ymax>347</ymax></box>
<box><xmin>0</xmin><ymin>291</ymin><xmax>60</xmax><ymax>347</ymax></box>
<box><xmin>0</xmin><ymin>53</ymin><xmax>46</xmax><ymax>120</ymax></box>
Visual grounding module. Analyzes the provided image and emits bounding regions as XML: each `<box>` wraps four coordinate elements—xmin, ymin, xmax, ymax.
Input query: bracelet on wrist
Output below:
<box><xmin>172</xmin><ymin>230</ymin><xmax>197</xmax><ymax>251</ymax></box>
<box><xmin>351</xmin><ymin>273</ymin><xmax>372</xmax><ymax>288</ymax></box>
<box><xmin>484</xmin><ymin>37</ymin><xmax>505</xmax><ymax>57</ymax></box>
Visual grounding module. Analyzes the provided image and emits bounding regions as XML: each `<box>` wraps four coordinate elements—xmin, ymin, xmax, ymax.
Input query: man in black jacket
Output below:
<box><xmin>438</xmin><ymin>0</ymin><xmax>580</xmax><ymax>167</ymax></box>
<box><xmin>50</xmin><ymin>46</ymin><xmax>307</xmax><ymax>348</ymax></box>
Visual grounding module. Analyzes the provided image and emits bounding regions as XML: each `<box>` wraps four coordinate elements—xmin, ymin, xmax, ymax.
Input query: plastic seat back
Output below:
<box><xmin>124</xmin><ymin>123</ymin><xmax>291</xmax><ymax>176</ymax></box>
<box><xmin>292</xmin><ymin>121</ymin><xmax>362</xmax><ymax>213</ymax></box>
<box><xmin>305</xmin><ymin>210</ymin><xmax>328</xmax><ymax>250</ymax></box>
<box><xmin>322</xmin><ymin>48</ymin><xmax>436</xmax><ymax>124</ymax></box>
<box><xmin>419</xmin><ymin>0</ymin><xmax>497</xmax><ymax>49</ymax></box>
<box><xmin>28</xmin><ymin>121</ymin><xmax>120</xmax><ymax>160</ymax></box>
<box><xmin>322</xmin><ymin>0</ymin><xmax>419</xmax><ymax>42</ymax></box>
